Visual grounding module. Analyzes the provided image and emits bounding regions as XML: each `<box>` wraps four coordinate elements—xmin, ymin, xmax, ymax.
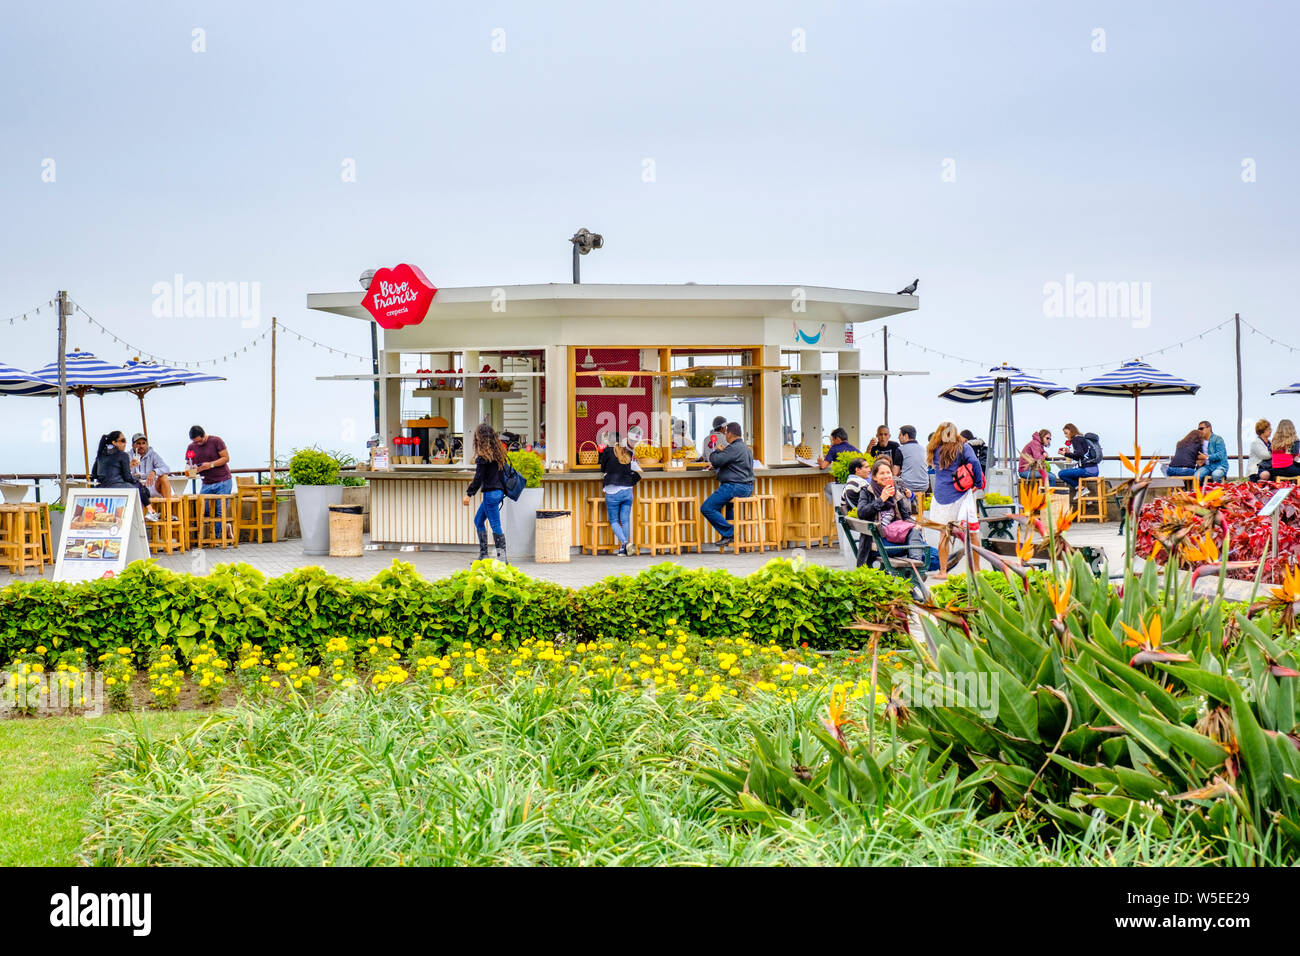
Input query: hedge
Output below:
<box><xmin>0</xmin><ymin>558</ymin><xmax>911</xmax><ymax>665</ymax></box>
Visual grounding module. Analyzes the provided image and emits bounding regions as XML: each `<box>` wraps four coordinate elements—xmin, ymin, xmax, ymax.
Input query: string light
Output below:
<box><xmin>65</xmin><ymin>300</ymin><xmax>368</xmax><ymax>367</ymax></box>
<box><xmin>881</xmin><ymin>317</ymin><xmax>1241</xmax><ymax>373</ymax></box>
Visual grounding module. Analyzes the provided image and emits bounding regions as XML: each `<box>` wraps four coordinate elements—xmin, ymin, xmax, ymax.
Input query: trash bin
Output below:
<box><xmin>328</xmin><ymin>504</ymin><xmax>364</xmax><ymax>557</ymax></box>
<box><xmin>534</xmin><ymin>510</ymin><xmax>572</xmax><ymax>563</ymax></box>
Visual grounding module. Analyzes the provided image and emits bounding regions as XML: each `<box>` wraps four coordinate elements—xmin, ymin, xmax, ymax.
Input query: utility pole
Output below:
<box><xmin>881</xmin><ymin>325</ymin><xmax>889</xmax><ymax>428</ymax></box>
<box><xmin>1235</xmin><ymin>313</ymin><xmax>1243</xmax><ymax>478</ymax></box>
<box><xmin>57</xmin><ymin>290</ymin><xmax>68</xmax><ymax>503</ymax></box>
<box><xmin>269</xmin><ymin>317</ymin><xmax>278</xmax><ymax>488</ymax></box>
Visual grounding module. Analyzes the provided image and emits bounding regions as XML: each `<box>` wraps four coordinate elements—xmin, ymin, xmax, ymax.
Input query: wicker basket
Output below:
<box><xmin>684</xmin><ymin>371</ymin><xmax>716</xmax><ymax>388</ymax></box>
<box><xmin>328</xmin><ymin>510</ymin><xmax>364</xmax><ymax>557</ymax></box>
<box><xmin>599</xmin><ymin>373</ymin><xmax>629</xmax><ymax>388</ymax></box>
<box><xmin>634</xmin><ymin>443</ymin><xmax>662</xmax><ymax>460</ymax></box>
<box><xmin>578</xmin><ymin>441</ymin><xmax>599</xmax><ymax>465</ymax></box>
<box><xmin>795</xmin><ymin>443</ymin><xmax>812</xmax><ymax>459</ymax></box>
<box><xmin>534</xmin><ymin>510</ymin><xmax>572</xmax><ymax>563</ymax></box>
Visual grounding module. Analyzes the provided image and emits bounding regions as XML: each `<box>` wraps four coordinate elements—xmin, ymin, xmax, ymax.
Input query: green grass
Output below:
<box><xmin>78</xmin><ymin>680</ymin><xmax>1252</xmax><ymax>866</ymax></box>
<box><xmin>0</xmin><ymin>711</ymin><xmax>206</xmax><ymax>866</ymax></box>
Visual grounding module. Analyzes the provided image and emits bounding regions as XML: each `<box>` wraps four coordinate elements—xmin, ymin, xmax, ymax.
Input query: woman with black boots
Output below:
<box><xmin>462</xmin><ymin>423</ymin><xmax>509</xmax><ymax>562</ymax></box>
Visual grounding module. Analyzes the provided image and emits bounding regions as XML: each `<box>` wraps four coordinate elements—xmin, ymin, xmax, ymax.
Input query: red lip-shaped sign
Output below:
<box><xmin>362</xmin><ymin>264</ymin><xmax>437</xmax><ymax>330</ymax></box>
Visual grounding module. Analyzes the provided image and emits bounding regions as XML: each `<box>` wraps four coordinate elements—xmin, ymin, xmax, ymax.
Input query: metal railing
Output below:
<box><xmin>1</xmin><ymin>467</ymin><xmax>287</xmax><ymax>502</ymax></box>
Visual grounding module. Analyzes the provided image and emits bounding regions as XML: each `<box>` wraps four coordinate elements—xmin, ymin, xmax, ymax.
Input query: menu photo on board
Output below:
<box><xmin>54</xmin><ymin>490</ymin><xmax>150</xmax><ymax>582</ymax></box>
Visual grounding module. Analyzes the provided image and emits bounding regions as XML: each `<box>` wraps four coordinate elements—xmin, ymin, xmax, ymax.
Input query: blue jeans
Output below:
<box><xmin>474</xmin><ymin>489</ymin><xmax>504</xmax><ymax>535</ymax></box>
<box><xmin>1018</xmin><ymin>470</ymin><xmax>1058</xmax><ymax>486</ymax></box>
<box><xmin>1165</xmin><ymin>466</ymin><xmax>1196</xmax><ymax>477</ymax></box>
<box><xmin>1057</xmin><ymin>466</ymin><xmax>1097</xmax><ymax>491</ymax></box>
<box><xmin>701</xmin><ymin>482</ymin><xmax>752</xmax><ymax>538</ymax></box>
<box><xmin>200</xmin><ymin>478</ymin><xmax>233</xmax><ymax>536</ymax></box>
<box><xmin>1195</xmin><ymin>465</ymin><xmax>1227</xmax><ymax>481</ymax></box>
<box><xmin>604</xmin><ymin>487</ymin><xmax>633</xmax><ymax>547</ymax></box>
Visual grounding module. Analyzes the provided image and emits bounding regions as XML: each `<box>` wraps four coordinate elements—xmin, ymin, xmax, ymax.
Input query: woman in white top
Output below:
<box><xmin>1248</xmin><ymin>418</ymin><xmax>1272</xmax><ymax>481</ymax></box>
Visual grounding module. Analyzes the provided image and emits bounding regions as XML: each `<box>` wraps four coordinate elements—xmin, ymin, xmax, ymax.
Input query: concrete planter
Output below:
<box><xmin>294</xmin><ymin>485</ymin><xmax>344</xmax><ymax>555</ymax></box>
<box><xmin>502</xmin><ymin>488</ymin><xmax>545</xmax><ymax>561</ymax></box>
<box><xmin>276</xmin><ymin>497</ymin><xmax>297</xmax><ymax>540</ymax></box>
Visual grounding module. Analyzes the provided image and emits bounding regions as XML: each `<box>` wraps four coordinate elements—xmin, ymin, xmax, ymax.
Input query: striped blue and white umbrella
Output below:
<box><xmin>939</xmin><ymin>364</ymin><xmax>1072</xmax><ymax>403</ymax></box>
<box><xmin>1074</xmin><ymin>360</ymin><xmax>1200</xmax><ymax>447</ymax></box>
<box><xmin>119</xmin><ymin>359</ymin><xmax>225</xmax><ymax>436</ymax></box>
<box><xmin>0</xmin><ymin>361</ymin><xmax>52</xmax><ymax>395</ymax></box>
<box><xmin>940</xmin><ymin>365</ymin><xmax>1070</xmax><ymax>496</ymax></box>
<box><xmin>1272</xmin><ymin>382</ymin><xmax>1300</xmax><ymax>395</ymax></box>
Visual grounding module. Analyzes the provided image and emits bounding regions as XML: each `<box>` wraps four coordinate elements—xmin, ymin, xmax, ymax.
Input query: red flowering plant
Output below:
<box><xmin>1134</xmin><ymin>480</ymin><xmax>1300</xmax><ymax>582</ymax></box>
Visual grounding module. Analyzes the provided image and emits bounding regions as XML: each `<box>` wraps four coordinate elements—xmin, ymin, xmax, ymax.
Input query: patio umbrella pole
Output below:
<box><xmin>1133</xmin><ymin>391</ymin><xmax>1139</xmax><ymax>450</ymax></box>
<box><xmin>135</xmin><ymin>389</ymin><xmax>148</xmax><ymax>435</ymax></box>
<box><xmin>78</xmin><ymin>391</ymin><xmax>89</xmax><ymax>480</ymax></box>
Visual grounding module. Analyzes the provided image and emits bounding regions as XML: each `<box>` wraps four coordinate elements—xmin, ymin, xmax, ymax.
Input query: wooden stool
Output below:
<box><xmin>782</xmin><ymin>492</ymin><xmax>824</xmax><ymax>548</ymax></box>
<box><xmin>146</xmin><ymin>497</ymin><xmax>187</xmax><ymax>554</ymax></box>
<box><xmin>725</xmin><ymin>495</ymin><xmax>779</xmax><ymax>554</ymax></box>
<box><xmin>1076</xmin><ymin>476</ymin><xmax>1107</xmax><ymax>523</ymax></box>
<box><xmin>0</xmin><ymin>505</ymin><xmax>45</xmax><ymax>576</ymax></box>
<box><xmin>635</xmin><ymin>496</ymin><xmax>680</xmax><ymax>556</ymax></box>
<box><xmin>665</xmin><ymin>496</ymin><xmax>701</xmax><ymax>553</ymax></box>
<box><xmin>33</xmin><ymin>502</ymin><xmax>53</xmax><ymax>566</ymax></box>
<box><xmin>195</xmin><ymin>492</ymin><xmax>239</xmax><ymax>549</ymax></box>
<box><xmin>582</xmin><ymin>496</ymin><xmax>619</xmax><ymax>555</ymax></box>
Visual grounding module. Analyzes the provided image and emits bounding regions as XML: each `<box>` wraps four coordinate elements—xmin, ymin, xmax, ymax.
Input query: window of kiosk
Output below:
<box><xmin>397</xmin><ymin>350</ymin><xmax>544</xmax><ymax>463</ymax></box>
<box><xmin>668</xmin><ymin>348</ymin><xmax>762</xmax><ymax>463</ymax></box>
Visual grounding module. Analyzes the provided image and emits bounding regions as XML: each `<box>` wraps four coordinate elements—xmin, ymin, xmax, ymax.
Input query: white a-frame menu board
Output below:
<box><xmin>53</xmin><ymin>490</ymin><xmax>151</xmax><ymax>583</ymax></box>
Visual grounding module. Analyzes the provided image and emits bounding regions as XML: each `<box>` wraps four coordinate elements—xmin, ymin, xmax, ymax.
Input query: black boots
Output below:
<box><xmin>493</xmin><ymin>532</ymin><xmax>508</xmax><ymax>564</ymax></box>
<box><xmin>477</xmin><ymin>528</ymin><xmax>489</xmax><ymax>560</ymax></box>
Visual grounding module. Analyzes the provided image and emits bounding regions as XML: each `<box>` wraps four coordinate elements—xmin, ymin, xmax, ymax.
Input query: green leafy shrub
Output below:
<box><xmin>571</xmin><ymin>559</ymin><xmax>910</xmax><ymax>647</ymax></box>
<box><xmin>830</xmin><ymin>452</ymin><xmax>872</xmax><ymax>485</ymax></box>
<box><xmin>507</xmin><ymin>450</ymin><xmax>545</xmax><ymax>488</ymax></box>
<box><xmin>1</xmin><ymin>558</ymin><xmax>913</xmax><ymax>666</ymax></box>
<box><xmin>289</xmin><ymin>448</ymin><xmax>341</xmax><ymax>486</ymax></box>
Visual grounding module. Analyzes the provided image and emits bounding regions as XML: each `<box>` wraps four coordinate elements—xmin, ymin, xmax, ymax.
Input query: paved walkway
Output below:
<box><xmin>3</xmin><ymin>523</ymin><xmax>1134</xmax><ymax>588</ymax></box>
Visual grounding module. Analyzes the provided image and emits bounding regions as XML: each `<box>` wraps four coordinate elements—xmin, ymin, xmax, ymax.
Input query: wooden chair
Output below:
<box><xmin>581</xmin><ymin>496</ymin><xmax>620</xmax><ymax>555</ymax></box>
<box><xmin>781</xmin><ymin>491</ymin><xmax>824</xmax><ymax>548</ymax></box>
<box><xmin>146</xmin><ymin>497</ymin><xmax>187</xmax><ymax>554</ymax></box>
<box><xmin>239</xmin><ymin>483</ymin><xmax>279</xmax><ymax>543</ymax></box>
<box><xmin>0</xmin><ymin>505</ymin><xmax>45</xmax><ymax>576</ymax></box>
<box><xmin>1076</xmin><ymin>476</ymin><xmax>1107</xmax><ymax>523</ymax></box>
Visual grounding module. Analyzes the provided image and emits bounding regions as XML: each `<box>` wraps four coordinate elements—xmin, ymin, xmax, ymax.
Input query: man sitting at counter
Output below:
<box><xmin>700</xmin><ymin>421</ymin><xmax>754</xmax><ymax>550</ymax></box>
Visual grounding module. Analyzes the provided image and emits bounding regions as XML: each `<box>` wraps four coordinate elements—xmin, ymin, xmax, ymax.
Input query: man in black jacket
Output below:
<box><xmin>700</xmin><ymin>422</ymin><xmax>754</xmax><ymax>550</ymax></box>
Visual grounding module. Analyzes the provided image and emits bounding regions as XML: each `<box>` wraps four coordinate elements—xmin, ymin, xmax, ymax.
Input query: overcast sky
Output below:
<box><xmin>3</xmin><ymin>0</ymin><xmax>1297</xmax><ymax>485</ymax></box>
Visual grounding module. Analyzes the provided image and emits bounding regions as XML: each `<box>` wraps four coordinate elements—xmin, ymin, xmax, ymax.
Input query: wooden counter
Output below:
<box><xmin>347</xmin><ymin>466</ymin><xmax>838</xmax><ymax>549</ymax></box>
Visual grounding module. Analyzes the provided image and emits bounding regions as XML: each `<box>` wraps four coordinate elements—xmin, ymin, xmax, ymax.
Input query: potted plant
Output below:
<box><xmin>48</xmin><ymin>501</ymin><xmax>66</xmax><ymax>546</ymax></box>
<box><xmin>289</xmin><ymin>448</ymin><xmax>344</xmax><ymax>555</ymax></box>
<box><xmin>501</xmin><ymin>450</ymin><xmax>545</xmax><ymax>559</ymax></box>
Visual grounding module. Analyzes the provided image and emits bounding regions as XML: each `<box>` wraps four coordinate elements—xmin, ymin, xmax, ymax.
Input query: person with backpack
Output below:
<box><xmin>927</xmin><ymin>421</ymin><xmax>983</xmax><ymax>579</ymax></box>
<box><xmin>462</xmin><ymin>423</ymin><xmax>511</xmax><ymax>563</ymax></box>
<box><xmin>598</xmin><ymin>431</ymin><xmax>641</xmax><ymax>556</ymax></box>
<box><xmin>1057</xmin><ymin>423</ymin><xmax>1102</xmax><ymax>495</ymax></box>
<box><xmin>959</xmin><ymin>430</ymin><xmax>989</xmax><ymax>473</ymax></box>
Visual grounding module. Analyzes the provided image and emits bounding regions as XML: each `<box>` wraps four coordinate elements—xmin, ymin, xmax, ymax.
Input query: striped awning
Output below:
<box><xmin>1074</xmin><ymin>360</ymin><xmax>1200</xmax><ymax>397</ymax></box>
<box><xmin>940</xmin><ymin>365</ymin><xmax>1071</xmax><ymax>403</ymax></box>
